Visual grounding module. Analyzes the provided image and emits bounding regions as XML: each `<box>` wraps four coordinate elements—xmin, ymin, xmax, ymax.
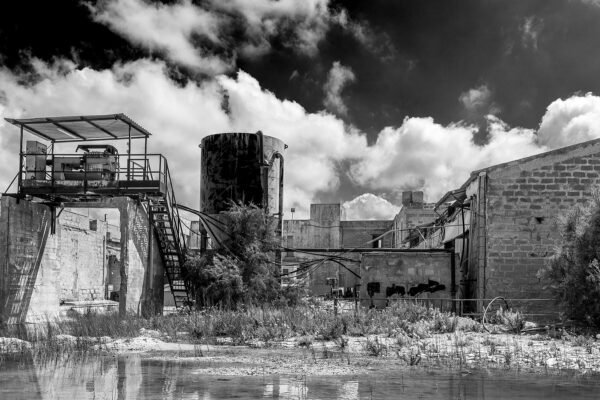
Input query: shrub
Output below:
<box><xmin>494</xmin><ymin>308</ymin><xmax>525</xmax><ymax>334</ymax></box>
<box><xmin>364</xmin><ymin>336</ymin><xmax>387</xmax><ymax>356</ymax></box>
<box><xmin>185</xmin><ymin>203</ymin><xmax>302</xmax><ymax>308</ymax></box>
<box><xmin>538</xmin><ymin>188</ymin><xmax>600</xmax><ymax>327</ymax></box>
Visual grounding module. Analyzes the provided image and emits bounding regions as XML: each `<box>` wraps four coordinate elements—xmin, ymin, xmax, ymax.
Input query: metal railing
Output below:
<box><xmin>18</xmin><ymin>152</ymin><xmax>170</xmax><ymax>194</ymax></box>
<box><xmin>161</xmin><ymin>157</ymin><xmax>188</xmax><ymax>261</ymax></box>
<box><xmin>356</xmin><ymin>296</ymin><xmax>559</xmax><ymax>320</ymax></box>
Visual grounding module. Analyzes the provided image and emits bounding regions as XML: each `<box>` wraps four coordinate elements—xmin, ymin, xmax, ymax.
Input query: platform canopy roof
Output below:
<box><xmin>4</xmin><ymin>113</ymin><xmax>151</xmax><ymax>143</ymax></box>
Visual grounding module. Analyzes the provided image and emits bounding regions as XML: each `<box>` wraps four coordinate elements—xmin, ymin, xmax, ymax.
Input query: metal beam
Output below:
<box><xmin>80</xmin><ymin>116</ymin><xmax>118</xmax><ymax>138</ymax></box>
<box><xmin>19</xmin><ymin>124</ymin><xmax>55</xmax><ymax>142</ymax></box>
<box><xmin>46</xmin><ymin>118</ymin><xmax>86</xmax><ymax>140</ymax></box>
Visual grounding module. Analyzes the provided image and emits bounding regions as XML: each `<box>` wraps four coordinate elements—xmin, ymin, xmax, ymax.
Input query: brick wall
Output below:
<box><xmin>481</xmin><ymin>144</ymin><xmax>600</xmax><ymax>316</ymax></box>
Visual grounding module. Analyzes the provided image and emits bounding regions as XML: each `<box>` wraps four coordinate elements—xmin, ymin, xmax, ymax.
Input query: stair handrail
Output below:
<box><xmin>161</xmin><ymin>157</ymin><xmax>188</xmax><ymax>259</ymax></box>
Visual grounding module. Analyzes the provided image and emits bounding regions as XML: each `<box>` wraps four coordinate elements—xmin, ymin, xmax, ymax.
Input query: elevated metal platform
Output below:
<box><xmin>5</xmin><ymin>113</ymin><xmax>192</xmax><ymax>308</ymax></box>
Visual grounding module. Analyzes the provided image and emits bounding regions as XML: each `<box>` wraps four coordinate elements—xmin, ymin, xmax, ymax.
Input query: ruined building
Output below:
<box><xmin>0</xmin><ymin>114</ymin><xmax>186</xmax><ymax>324</ymax></box>
<box><xmin>409</xmin><ymin>138</ymin><xmax>600</xmax><ymax>316</ymax></box>
<box><xmin>282</xmin><ymin>203</ymin><xmax>456</xmax><ymax>309</ymax></box>
<box><xmin>391</xmin><ymin>191</ymin><xmax>437</xmax><ymax>248</ymax></box>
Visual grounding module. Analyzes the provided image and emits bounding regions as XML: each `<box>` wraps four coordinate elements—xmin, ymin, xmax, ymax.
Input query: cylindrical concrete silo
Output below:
<box><xmin>200</xmin><ymin>132</ymin><xmax>285</xmax><ymax>247</ymax></box>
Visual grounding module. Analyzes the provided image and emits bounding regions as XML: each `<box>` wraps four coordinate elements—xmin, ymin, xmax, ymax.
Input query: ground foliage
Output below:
<box><xmin>538</xmin><ymin>187</ymin><xmax>600</xmax><ymax>327</ymax></box>
<box><xmin>184</xmin><ymin>203</ymin><xmax>295</xmax><ymax>308</ymax></box>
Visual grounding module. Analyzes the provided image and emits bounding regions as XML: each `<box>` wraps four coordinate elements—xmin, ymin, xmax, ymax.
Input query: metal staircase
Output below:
<box><xmin>147</xmin><ymin>160</ymin><xmax>191</xmax><ymax>308</ymax></box>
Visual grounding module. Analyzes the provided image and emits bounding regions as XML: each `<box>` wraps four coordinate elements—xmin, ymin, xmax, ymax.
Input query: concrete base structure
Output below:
<box><xmin>0</xmin><ymin>196</ymin><xmax>164</xmax><ymax>324</ymax></box>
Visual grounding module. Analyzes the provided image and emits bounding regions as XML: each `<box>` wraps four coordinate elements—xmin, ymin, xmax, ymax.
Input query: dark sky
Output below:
<box><xmin>3</xmin><ymin>0</ymin><xmax>600</xmax><ymax>139</ymax></box>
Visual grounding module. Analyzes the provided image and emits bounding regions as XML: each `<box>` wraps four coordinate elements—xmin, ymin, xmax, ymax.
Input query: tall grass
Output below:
<box><xmin>0</xmin><ymin>302</ymin><xmax>484</xmax><ymax>356</ymax></box>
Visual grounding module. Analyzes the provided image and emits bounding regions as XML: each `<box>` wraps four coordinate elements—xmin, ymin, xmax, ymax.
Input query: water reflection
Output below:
<box><xmin>1</xmin><ymin>354</ymin><xmax>600</xmax><ymax>399</ymax></box>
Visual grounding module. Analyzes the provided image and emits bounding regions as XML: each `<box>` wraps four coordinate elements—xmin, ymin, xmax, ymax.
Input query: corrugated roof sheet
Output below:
<box><xmin>4</xmin><ymin>113</ymin><xmax>151</xmax><ymax>142</ymax></box>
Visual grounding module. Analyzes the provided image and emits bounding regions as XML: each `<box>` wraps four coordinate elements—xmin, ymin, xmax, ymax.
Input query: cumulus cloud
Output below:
<box><xmin>349</xmin><ymin>93</ymin><xmax>600</xmax><ymax>202</ymax></box>
<box><xmin>3</xmin><ymin>58</ymin><xmax>600</xmax><ymax>220</ymax></box>
<box><xmin>458</xmin><ymin>84</ymin><xmax>500</xmax><ymax>116</ymax></box>
<box><xmin>342</xmin><ymin>193</ymin><xmax>400</xmax><ymax>220</ymax></box>
<box><xmin>349</xmin><ymin>116</ymin><xmax>543</xmax><ymax>201</ymax></box>
<box><xmin>459</xmin><ymin>85</ymin><xmax>492</xmax><ymax>112</ymax></box>
<box><xmin>323</xmin><ymin>61</ymin><xmax>356</xmax><ymax>115</ymax></box>
<box><xmin>88</xmin><ymin>0</ymin><xmax>350</xmax><ymax>72</ymax></box>
<box><xmin>88</xmin><ymin>0</ymin><xmax>231</xmax><ymax>74</ymax></box>
<box><xmin>537</xmin><ymin>93</ymin><xmax>600</xmax><ymax>148</ymax></box>
<box><xmin>0</xmin><ymin>58</ymin><xmax>365</xmax><ymax>218</ymax></box>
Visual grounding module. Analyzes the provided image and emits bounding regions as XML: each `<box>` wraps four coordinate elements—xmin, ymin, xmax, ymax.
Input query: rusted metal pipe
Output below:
<box><xmin>256</xmin><ymin>131</ymin><xmax>269</xmax><ymax>210</ymax></box>
<box><xmin>269</xmin><ymin>152</ymin><xmax>284</xmax><ymax>239</ymax></box>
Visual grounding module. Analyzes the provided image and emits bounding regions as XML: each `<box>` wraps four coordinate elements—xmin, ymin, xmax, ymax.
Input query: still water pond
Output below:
<box><xmin>1</xmin><ymin>355</ymin><xmax>599</xmax><ymax>399</ymax></box>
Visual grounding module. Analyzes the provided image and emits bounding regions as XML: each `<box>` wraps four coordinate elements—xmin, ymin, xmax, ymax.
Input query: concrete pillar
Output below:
<box><xmin>116</xmin><ymin>198</ymin><xmax>164</xmax><ymax>317</ymax></box>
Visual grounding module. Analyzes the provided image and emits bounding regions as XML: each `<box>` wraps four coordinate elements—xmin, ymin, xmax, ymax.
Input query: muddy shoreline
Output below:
<box><xmin>4</xmin><ymin>329</ymin><xmax>598</xmax><ymax>377</ymax></box>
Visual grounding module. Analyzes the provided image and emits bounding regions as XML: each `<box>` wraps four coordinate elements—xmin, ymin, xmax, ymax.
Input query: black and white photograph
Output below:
<box><xmin>2</xmin><ymin>0</ymin><xmax>600</xmax><ymax>398</ymax></box>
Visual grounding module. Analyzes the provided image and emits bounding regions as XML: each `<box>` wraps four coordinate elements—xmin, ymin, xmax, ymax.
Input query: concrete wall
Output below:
<box><xmin>117</xmin><ymin>197</ymin><xmax>165</xmax><ymax>317</ymax></box>
<box><xmin>359</xmin><ymin>252</ymin><xmax>454</xmax><ymax>309</ymax></box>
<box><xmin>52</xmin><ymin>211</ymin><xmax>107</xmax><ymax>302</ymax></box>
<box><xmin>283</xmin><ymin>252</ymin><xmax>361</xmax><ymax>296</ymax></box>
<box><xmin>282</xmin><ymin>203</ymin><xmax>399</xmax><ymax>295</ymax></box>
<box><xmin>392</xmin><ymin>205</ymin><xmax>437</xmax><ymax>248</ymax></box>
<box><xmin>341</xmin><ymin>220</ymin><xmax>393</xmax><ymax>248</ymax></box>
<box><xmin>0</xmin><ymin>196</ymin><xmax>165</xmax><ymax>324</ymax></box>
<box><xmin>283</xmin><ymin>204</ymin><xmax>341</xmax><ymax>249</ymax></box>
<box><xmin>0</xmin><ymin>197</ymin><xmax>52</xmax><ymax>324</ymax></box>
<box><xmin>283</xmin><ymin>204</ymin><xmax>394</xmax><ymax>250</ymax></box>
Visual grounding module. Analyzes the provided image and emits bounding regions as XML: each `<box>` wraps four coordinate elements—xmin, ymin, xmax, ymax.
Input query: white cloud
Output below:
<box><xmin>537</xmin><ymin>93</ymin><xmax>600</xmax><ymax>148</ymax></box>
<box><xmin>88</xmin><ymin>0</ymin><xmax>343</xmax><ymax>72</ymax></box>
<box><xmin>0</xmin><ymin>58</ymin><xmax>365</xmax><ymax>219</ymax></box>
<box><xmin>349</xmin><ymin>116</ymin><xmax>543</xmax><ymax>201</ymax></box>
<box><xmin>349</xmin><ymin>92</ymin><xmax>600</xmax><ymax>203</ymax></box>
<box><xmin>334</xmin><ymin>10</ymin><xmax>396</xmax><ymax>61</ymax></box>
<box><xmin>342</xmin><ymin>193</ymin><xmax>400</xmax><ymax>220</ymax></box>
<box><xmin>459</xmin><ymin>85</ymin><xmax>492</xmax><ymax>112</ymax></box>
<box><xmin>3</xmin><ymin>59</ymin><xmax>600</xmax><ymax>221</ymax></box>
<box><xmin>323</xmin><ymin>61</ymin><xmax>356</xmax><ymax>115</ymax></box>
<box><xmin>521</xmin><ymin>16</ymin><xmax>543</xmax><ymax>50</ymax></box>
<box><xmin>209</xmin><ymin>0</ymin><xmax>333</xmax><ymax>57</ymax></box>
<box><xmin>88</xmin><ymin>0</ymin><xmax>232</xmax><ymax>74</ymax></box>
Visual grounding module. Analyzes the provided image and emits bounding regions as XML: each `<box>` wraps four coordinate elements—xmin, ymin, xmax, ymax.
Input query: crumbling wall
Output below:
<box><xmin>341</xmin><ymin>220</ymin><xmax>393</xmax><ymax>248</ymax></box>
<box><xmin>53</xmin><ymin>211</ymin><xmax>107</xmax><ymax>302</ymax></box>
<box><xmin>392</xmin><ymin>191</ymin><xmax>436</xmax><ymax>248</ymax></box>
<box><xmin>481</xmin><ymin>141</ymin><xmax>600</xmax><ymax>316</ymax></box>
<box><xmin>121</xmin><ymin>198</ymin><xmax>164</xmax><ymax>316</ymax></box>
<box><xmin>0</xmin><ymin>196</ymin><xmax>165</xmax><ymax>324</ymax></box>
<box><xmin>360</xmin><ymin>252</ymin><xmax>454</xmax><ymax>309</ymax></box>
<box><xmin>0</xmin><ymin>196</ymin><xmax>52</xmax><ymax>324</ymax></box>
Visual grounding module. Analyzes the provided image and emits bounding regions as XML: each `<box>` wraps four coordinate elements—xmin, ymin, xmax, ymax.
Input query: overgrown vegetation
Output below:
<box><xmin>0</xmin><ymin>302</ymin><xmax>481</xmax><ymax>352</ymax></box>
<box><xmin>184</xmin><ymin>203</ymin><xmax>299</xmax><ymax>308</ymax></box>
<box><xmin>538</xmin><ymin>187</ymin><xmax>600</xmax><ymax>327</ymax></box>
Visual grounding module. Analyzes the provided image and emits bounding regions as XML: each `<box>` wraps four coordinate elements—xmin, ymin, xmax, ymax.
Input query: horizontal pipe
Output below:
<box><xmin>293</xmin><ymin>248</ymin><xmax>453</xmax><ymax>253</ymax></box>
